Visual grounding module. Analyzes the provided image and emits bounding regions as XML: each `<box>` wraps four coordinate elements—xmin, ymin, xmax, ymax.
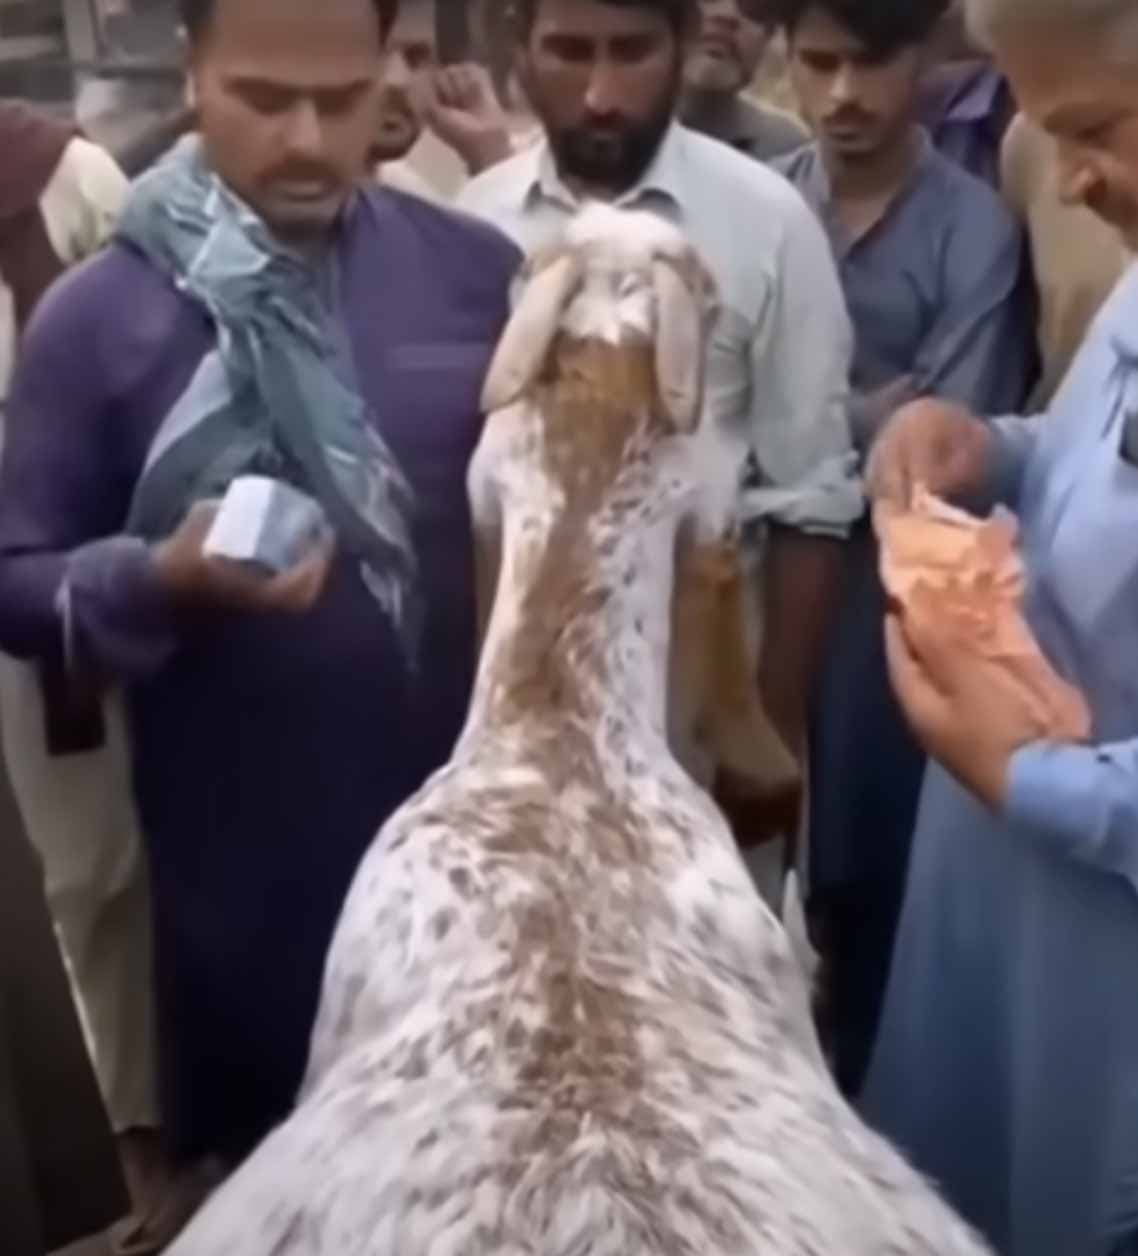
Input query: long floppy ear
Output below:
<box><xmin>481</xmin><ymin>253</ymin><xmax>581</xmax><ymax>413</ymax></box>
<box><xmin>652</xmin><ymin>257</ymin><xmax>707</xmax><ymax>433</ymax></box>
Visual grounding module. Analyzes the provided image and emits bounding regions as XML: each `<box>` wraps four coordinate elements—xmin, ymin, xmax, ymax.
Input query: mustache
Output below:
<box><xmin>822</xmin><ymin>108</ymin><xmax>876</xmax><ymax>129</ymax></box>
<box><xmin>697</xmin><ymin>36</ymin><xmax>740</xmax><ymax>59</ymax></box>
<box><xmin>377</xmin><ymin>106</ymin><xmax>417</xmax><ymax>128</ymax></box>
<box><xmin>262</xmin><ymin>163</ymin><xmax>337</xmax><ymax>185</ymax></box>
<box><xmin>573</xmin><ymin>113</ymin><xmax>634</xmax><ymax>138</ymax></box>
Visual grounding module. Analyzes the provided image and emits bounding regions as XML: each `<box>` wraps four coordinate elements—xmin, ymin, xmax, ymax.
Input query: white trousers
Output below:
<box><xmin>0</xmin><ymin>653</ymin><xmax>157</xmax><ymax>1133</ymax></box>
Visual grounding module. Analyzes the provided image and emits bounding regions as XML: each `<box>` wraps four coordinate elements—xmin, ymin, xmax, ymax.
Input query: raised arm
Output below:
<box><xmin>1007</xmin><ymin>741</ymin><xmax>1138</xmax><ymax>894</ymax></box>
<box><xmin>0</xmin><ymin>266</ymin><xmax>180</xmax><ymax>679</ymax></box>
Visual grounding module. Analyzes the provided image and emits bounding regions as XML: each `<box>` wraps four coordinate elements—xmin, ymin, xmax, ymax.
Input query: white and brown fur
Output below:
<box><xmin>169</xmin><ymin>205</ymin><xmax>989</xmax><ymax>1255</ymax></box>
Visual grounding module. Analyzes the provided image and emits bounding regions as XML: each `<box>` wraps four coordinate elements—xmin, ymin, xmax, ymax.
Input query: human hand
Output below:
<box><xmin>883</xmin><ymin>605</ymin><xmax>1051</xmax><ymax>810</ymax></box>
<box><xmin>419</xmin><ymin>62</ymin><xmax>512</xmax><ymax>174</ymax></box>
<box><xmin>867</xmin><ymin>398</ymin><xmax>993</xmax><ymax>506</ymax></box>
<box><xmin>151</xmin><ymin>500</ymin><xmax>334</xmax><ymax>615</ymax></box>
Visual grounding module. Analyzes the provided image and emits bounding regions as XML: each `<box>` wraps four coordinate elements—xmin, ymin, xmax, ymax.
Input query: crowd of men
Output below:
<box><xmin>0</xmin><ymin>0</ymin><xmax>1134</xmax><ymax>1253</ymax></box>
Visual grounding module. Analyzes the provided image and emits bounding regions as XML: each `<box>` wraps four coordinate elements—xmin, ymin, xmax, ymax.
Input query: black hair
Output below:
<box><xmin>772</xmin><ymin>0</ymin><xmax>949</xmax><ymax>57</ymax></box>
<box><xmin>178</xmin><ymin>0</ymin><xmax>398</xmax><ymax>44</ymax></box>
<box><xmin>511</xmin><ymin>0</ymin><xmax>697</xmax><ymax>39</ymax></box>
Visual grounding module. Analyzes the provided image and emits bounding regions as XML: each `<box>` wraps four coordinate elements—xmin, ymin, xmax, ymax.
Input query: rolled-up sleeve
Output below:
<box><xmin>0</xmin><ymin>267</ymin><xmax>177</xmax><ymax>679</ymax></box>
<box><xmin>1007</xmin><ymin>740</ymin><xmax>1138</xmax><ymax>893</ymax></box>
<box><xmin>740</xmin><ymin>196</ymin><xmax>862</xmax><ymax>537</ymax></box>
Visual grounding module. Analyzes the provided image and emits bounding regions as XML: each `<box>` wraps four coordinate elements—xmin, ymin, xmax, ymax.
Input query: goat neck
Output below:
<box><xmin>466</xmin><ymin>332</ymin><xmax>693</xmax><ymax>776</ymax></box>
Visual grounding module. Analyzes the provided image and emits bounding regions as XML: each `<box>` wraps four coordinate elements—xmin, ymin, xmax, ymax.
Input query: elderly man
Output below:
<box><xmin>459</xmin><ymin>0</ymin><xmax>860</xmax><ymax>794</ymax></box>
<box><xmin>680</xmin><ymin>0</ymin><xmax>808</xmax><ymax>161</ymax></box>
<box><xmin>0</xmin><ymin>99</ymin><xmax>167</xmax><ymax>1235</ymax></box>
<box><xmin>1002</xmin><ymin>110</ymin><xmax>1130</xmax><ymax>405</ymax></box>
<box><xmin>860</xmin><ymin>1</ymin><xmax>1138</xmax><ymax>1252</ymax></box>
<box><xmin>0</xmin><ymin>0</ymin><xmax>518</xmax><ymax>1226</ymax></box>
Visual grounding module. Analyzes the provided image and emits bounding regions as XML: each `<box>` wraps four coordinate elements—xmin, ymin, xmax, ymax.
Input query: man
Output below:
<box><xmin>860</xmin><ymin>1</ymin><xmax>1138</xmax><ymax>1248</ymax></box>
<box><xmin>773</xmin><ymin>0</ymin><xmax>1035</xmax><ymax>1094</ymax></box>
<box><xmin>0</xmin><ymin>99</ymin><xmax>167</xmax><ymax>1234</ymax></box>
<box><xmin>917</xmin><ymin>0</ymin><xmax>1014</xmax><ymax>185</ymax></box>
<box><xmin>458</xmin><ymin>0</ymin><xmax>861</xmax><ymax>786</ymax></box>
<box><xmin>374</xmin><ymin>0</ymin><xmax>514</xmax><ymax>200</ymax></box>
<box><xmin>0</xmin><ymin>0</ymin><xmax>518</xmax><ymax>1210</ymax></box>
<box><xmin>0</xmin><ymin>102</ymin><xmax>128</xmax><ymax>392</ymax></box>
<box><xmin>1002</xmin><ymin>110</ymin><xmax>1130</xmax><ymax>405</ymax></box>
<box><xmin>681</xmin><ymin>0</ymin><xmax>808</xmax><ymax>162</ymax></box>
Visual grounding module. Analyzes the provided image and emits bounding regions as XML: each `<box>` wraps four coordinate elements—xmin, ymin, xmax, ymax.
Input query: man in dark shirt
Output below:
<box><xmin>772</xmin><ymin>0</ymin><xmax>1034</xmax><ymax>1096</ymax></box>
<box><xmin>0</xmin><ymin>0</ymin><xmax>518</xmax><ymax>1201</ymax></box>
<box><xmin>681</xmin><ymin>0</ymin><xmax>808</xmax><ymax>161</ymax></box>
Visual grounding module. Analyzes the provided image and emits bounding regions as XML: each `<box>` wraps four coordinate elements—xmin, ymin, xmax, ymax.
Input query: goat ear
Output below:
<box><xmin>481</xmin><ymin>253</ymin><xmax>581</xmax><ymax>413</ymax></box>
<box><xmin>653</xmin><ymin>258</ymin><xmax>706</xmax><ymax>433</ymax></box>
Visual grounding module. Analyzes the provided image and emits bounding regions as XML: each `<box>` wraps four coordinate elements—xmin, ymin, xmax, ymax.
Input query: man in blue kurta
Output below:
<box><xmin>772</xmin><ymin>0</ymin><xmax>1035</xmax><ymax>1095</ymax></box>
<box><xmin>862</xmin><ymin>0</ymin><xmax>1138</xmax><ymax>1250</ymax></box>
<box><xmin>918</xmin><ymin>0</ymin><xmax>1015</xmax><ymax>187</ymax></box>
<box><xmin>0</xmin><ymin>0</ymin><xmax>518</xmax><ymax>1194</ymax></box>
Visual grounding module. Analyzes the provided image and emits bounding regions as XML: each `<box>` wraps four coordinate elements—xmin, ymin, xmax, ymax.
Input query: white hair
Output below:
<box><xmin>964</xmin><ymin>0</ymin><xmax>1138</xmax><ymax>57</ymax></box>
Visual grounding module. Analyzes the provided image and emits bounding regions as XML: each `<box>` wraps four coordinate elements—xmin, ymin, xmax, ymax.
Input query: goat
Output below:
<box><xmin>167</xmin><ymin>203</ymin><xmax>991</xmax><ymax>1255</ymax></box>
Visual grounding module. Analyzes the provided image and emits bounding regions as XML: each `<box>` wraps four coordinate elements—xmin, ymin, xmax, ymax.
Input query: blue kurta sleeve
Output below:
<box><xmin>1007</xmin><ymin>740</ymin><xmax>1138</xmax><ymax>892</ymax></box>
<box><xmin>0</xmin><ymin>257</ymin><xmax>178</xmax><ymax>679</ymax></box>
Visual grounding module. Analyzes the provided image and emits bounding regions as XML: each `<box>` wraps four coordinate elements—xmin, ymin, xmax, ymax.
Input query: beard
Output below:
<box><xmin>535</xmin><ymin>72</ymin><xmax>679</xmax><ymax>192</ymax></box>
<box><xmin>684</xmin><ymin>46</ymin><xmax>747</xmax><ymax>97</ymax></box>
<box><xmin>372</xmin><ymin>90</ymin><xmax>422</xmax><ymax>163</ymax></box>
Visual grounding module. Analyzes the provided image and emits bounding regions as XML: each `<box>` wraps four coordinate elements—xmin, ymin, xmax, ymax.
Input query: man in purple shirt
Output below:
<box><xmin>0</xmin><ymin>0</ymin><xmax>518</xmax><ymax>1211</ymax></box>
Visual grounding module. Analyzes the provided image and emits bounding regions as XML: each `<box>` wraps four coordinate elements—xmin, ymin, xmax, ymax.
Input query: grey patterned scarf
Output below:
<box><xmin>119</xmin><ymin>136</ymin><xmax>420</xmax><ymax>659</ymax></box>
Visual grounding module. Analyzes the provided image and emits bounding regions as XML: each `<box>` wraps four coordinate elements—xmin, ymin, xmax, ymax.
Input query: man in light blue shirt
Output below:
<box><xmin>772</xmin><ymin>0</ymin><xmax>1035</xmax><ymax>1097</ymax></box>
<box><xmin>862</xmin><ymin>0</ymin><xmax>1138</xmax><ymax>1251</ymax></box>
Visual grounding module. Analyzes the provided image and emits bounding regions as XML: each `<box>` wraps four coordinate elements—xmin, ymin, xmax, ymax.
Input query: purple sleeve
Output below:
<box><xmin>0</xmin><ymin>252</ymin><xmax>183</xmax><ymax>679</ymax></box>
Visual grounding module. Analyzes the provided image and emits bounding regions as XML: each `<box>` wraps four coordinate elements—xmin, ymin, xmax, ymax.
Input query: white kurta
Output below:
<box><xmin>0</xmin><ymin>136</ymin><xmax>157</xmax><ymax>1133</ymax></box>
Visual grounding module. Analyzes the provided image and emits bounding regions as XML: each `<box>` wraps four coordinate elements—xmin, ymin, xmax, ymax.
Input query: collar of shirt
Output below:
<box><xmin>523</xmin><ymin>122</ymin><xmax>688</xmax><ymax>218</ymax></box>
<box><xmin>793</xmin><ymin>130</ymin><xmax>936</xmax><ymax>261</ymax></box>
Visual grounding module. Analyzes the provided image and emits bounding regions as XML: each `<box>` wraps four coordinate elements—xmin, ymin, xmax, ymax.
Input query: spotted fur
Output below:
<box><xmin>169</xmin><ymin>206</ymin><xmax>990</xmax><ymax>1256</ymax></box>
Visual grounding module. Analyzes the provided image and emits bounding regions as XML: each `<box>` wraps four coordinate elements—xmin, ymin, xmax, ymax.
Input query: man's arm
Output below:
<box><xmin>420</xmin><ymin>64</ymin><xmax>513</xmax><ymax>178</ymax></box>
<box><xmin>886</xmin><ymin>598</ymin><xmax>1138</xmax><ymax>897</ymax></box>
<box><xmin>745</xmin><ymin>195</ymin><xmax>861</xmax><ymax>749</ymax></box>
<box><xmin>861</xmin><ymin>193</ymin><xmax>1040</xmax><ymax>512</ymax></box>
<box><xmin>0</xmin><ymin>258</ymin><xmax>327</xmax><ymax>683</ymax></box>
<box><xmin>1007</xmin><ymin>741</ymin><xmax>1138</xmax><ymax>895</ymax></box>
<box><xmin>911</xmin><ymin>201</ymin><xmax>1038</xmax><ymax>416</ymax></box>
<box><xmin>0</xmin><ymin>268</ymin><xmax>178</xmax><ymax>677</ymax></box>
